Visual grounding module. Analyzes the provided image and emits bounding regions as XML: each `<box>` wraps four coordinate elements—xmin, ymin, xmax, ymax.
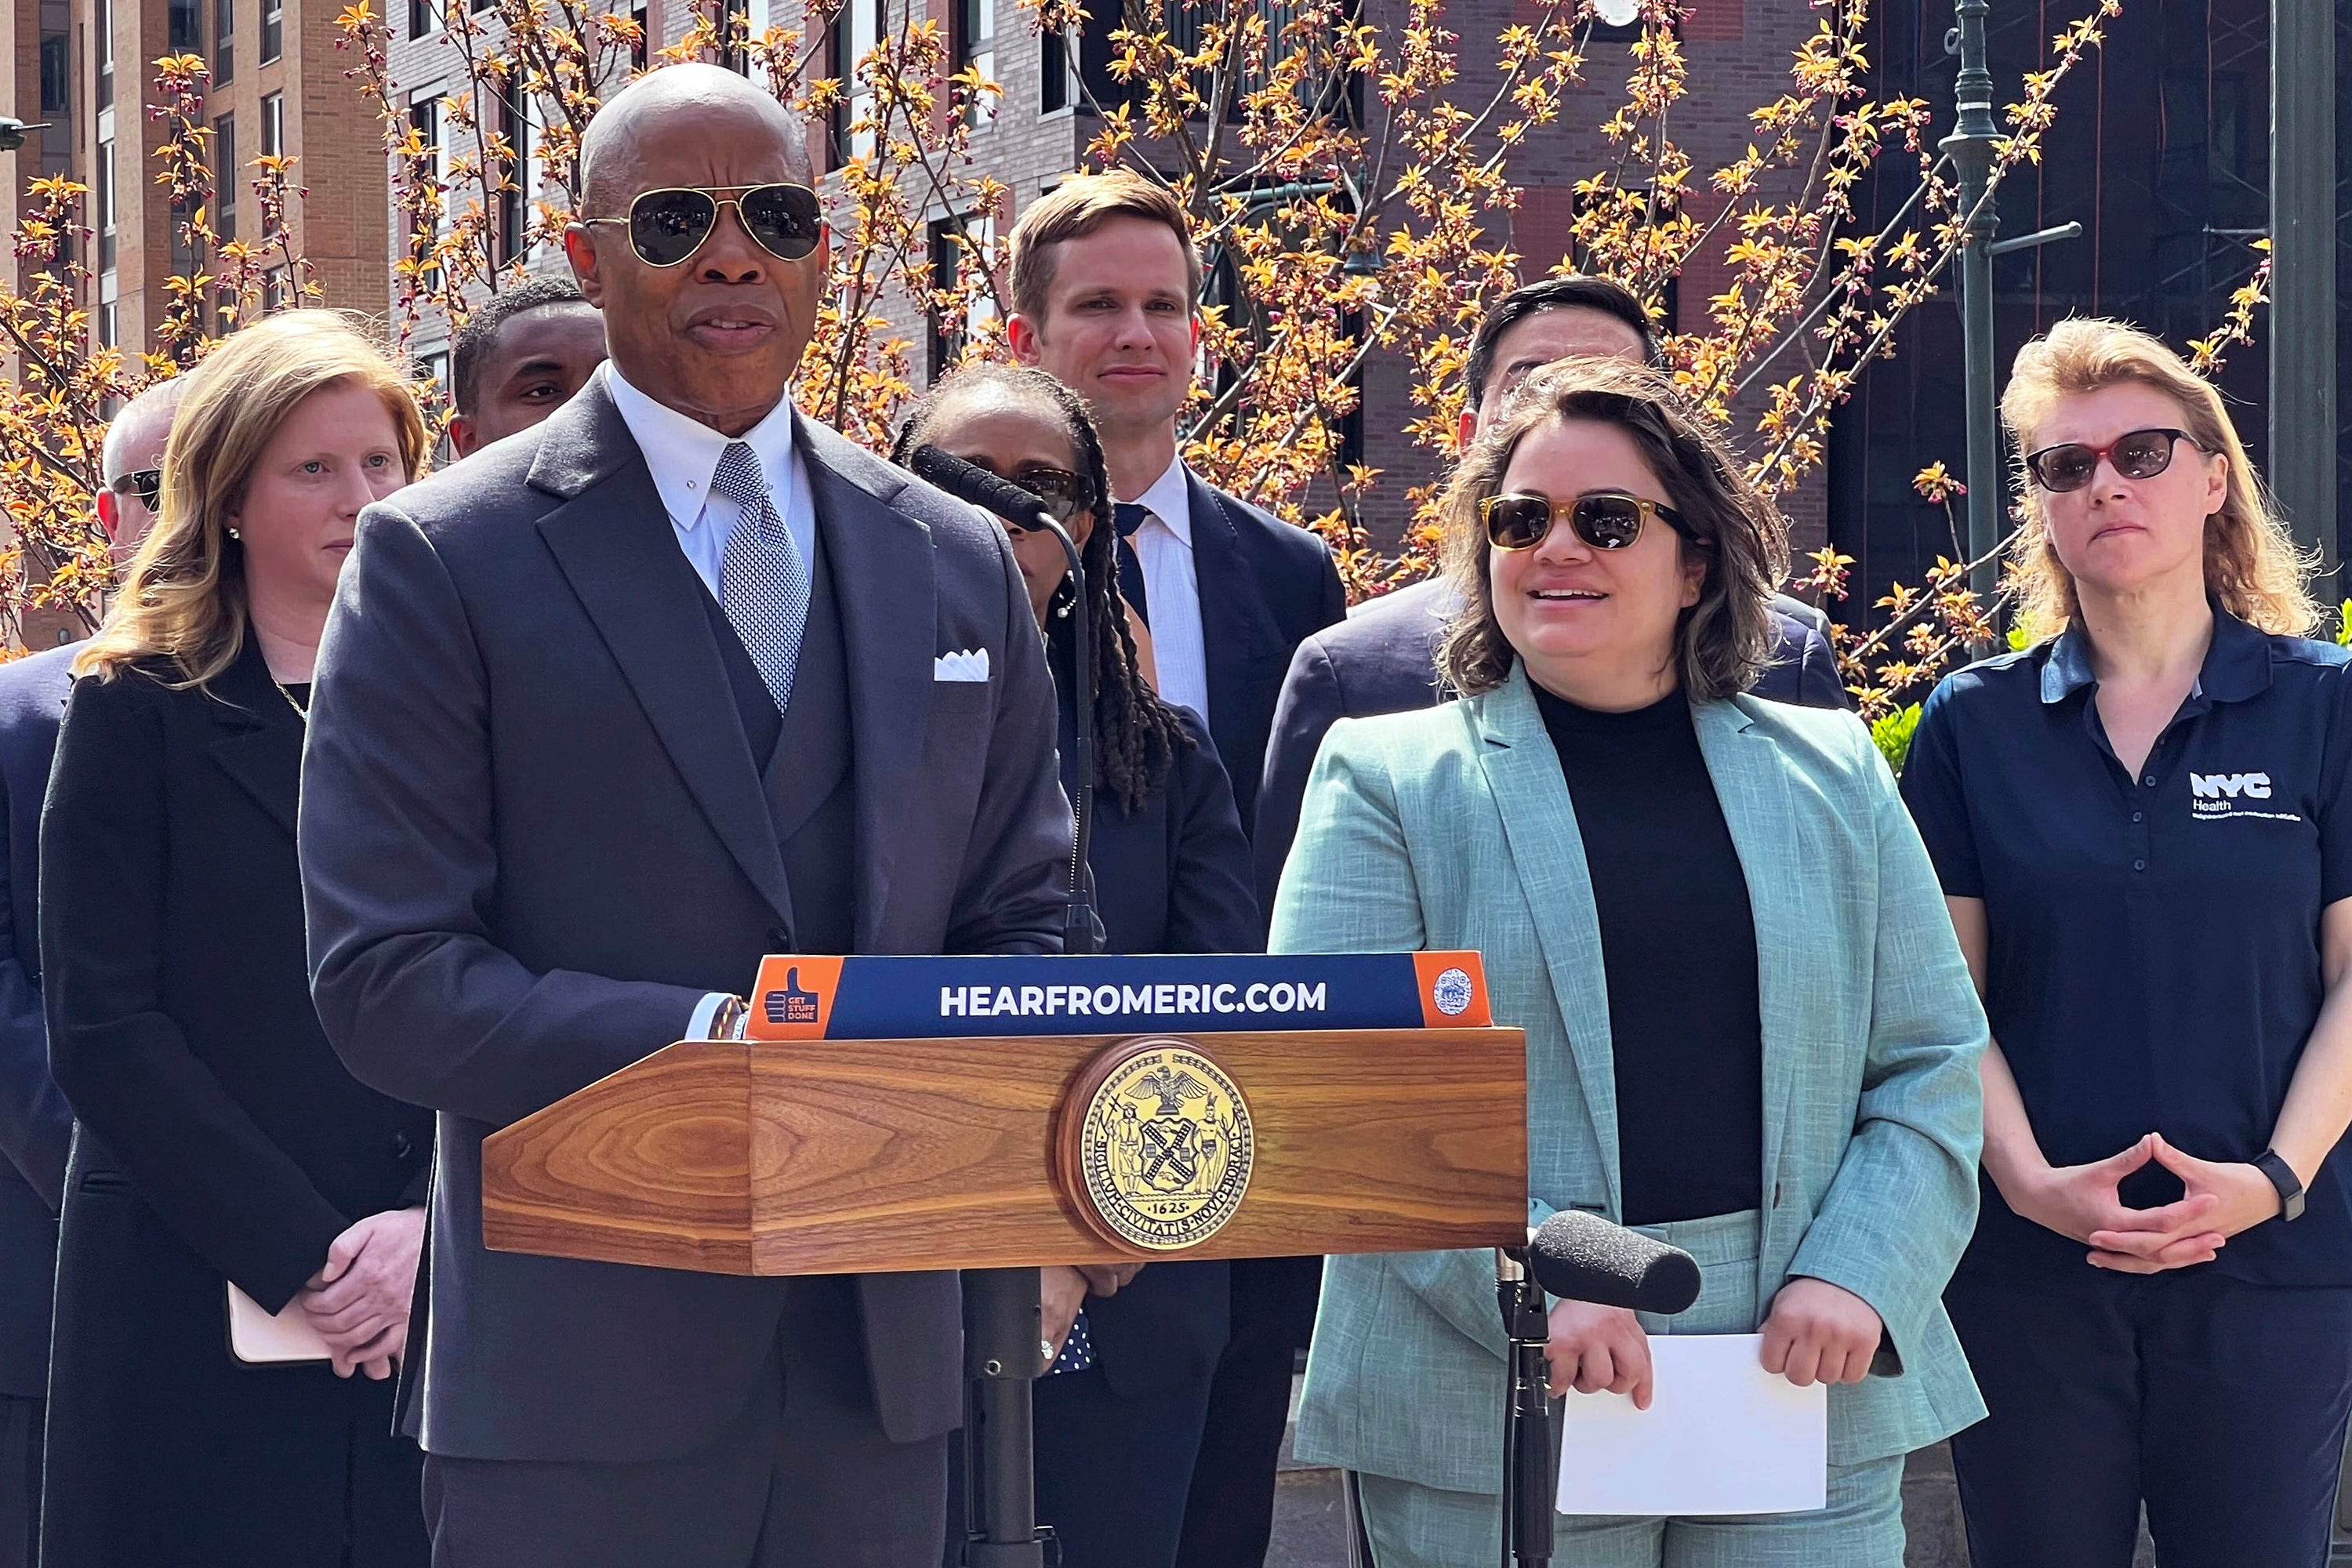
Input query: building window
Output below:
<box><xmin>263</xmin><ymin>267</ymin><xmax>290</xmax><ymax>311</ymax></box>
<box><xmin>169</xmin><ymin>0</ymin><xmax>198</xmax><ymax>52</ymax></box>
<box><xmin>496</xmin><ymin>93</ymin><xmax>524</xmax><ymax>265</ymax></box>
<box><xmin>213</xmin><ymin>114</ymin><xmax>236</xmax><ymax>240</ymax></box>
<box><xmin>827</xmin><ymin>0</ymin><xmax>881</xmax><ymax>165</ymax></box>
<box><xmin>630</xmin><ymin>0</ymin><xmax>648</xmax><ymax>67</ymax></box>
<box><xmin>1041</xmin><ymin>26</ymin><xmax>1074</xmax><ymax>113</ymax></box>
<box><xmin>96</xmin><ymin>139</ymin><xmax>115</xmax><ymax>271</ymax></box>
<box><xmin>409</xmin><ymin>0</ymin><xmax>437</xmax><ymax>38</ymax></box>
<box><xmin>96</xmin><ymin>0</ymin><xmax>112</xmax><ymax>110</ymax></box>
<box><xmin>927</xmin><ymin>213</ymin><xmax>997</xmax><ymax>378</ymax></box>
<box><xmin>213</xmin><ymin>0</ymin><xmax>233</xmax><ymax>83</ymax></box>
<box><xmin>261</xmin><ymin>92</ymin><xmax>283</xmax><ymax>156</ymax></box>
<box><xmin>260</xmin><ymin>0</ymin><xmax>280</xmax><ymax>63</ymax></box>
<box><xmin>955</xmin><ymin>0</ymin><xmax>994</xmax><ymax>126</ymax></box>
<box><xmin>722</xmin><ymin>0</ymin><xmax>750</xmax><ymax>72</ymax></box>
<box><xmin>98</xmin><ymin>301</ymin><xmax>117</xmax><ymax>349</ymax></box>
<box><xmin>39</xmin><ymin>33</ymin><xmax>68</xmax><ymax>116</ymax></box>
<box><xmin>408</xmin><ymin>90</ymin><xmax>448</xmax><ymax>285</ymax></box>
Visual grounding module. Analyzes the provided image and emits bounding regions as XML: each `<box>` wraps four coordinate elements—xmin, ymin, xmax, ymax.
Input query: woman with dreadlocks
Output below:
<box><xmin>894</xmin><ymin>364</ymin><xmax>1258</xmax><ymax>1568</ymax></box>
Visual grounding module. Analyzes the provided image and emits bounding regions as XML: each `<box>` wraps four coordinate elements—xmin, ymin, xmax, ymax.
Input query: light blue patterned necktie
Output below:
<box><xmin>710</xmin><ymin>441</ymin><xmax>809</xmax><ymax>712</ymax></box>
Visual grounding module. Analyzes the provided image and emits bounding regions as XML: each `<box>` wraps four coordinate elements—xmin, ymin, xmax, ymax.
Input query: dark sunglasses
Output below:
<box><xmin>109</xmin><ymin>468</ymin><xmax>162</xmax><ymax>512</ymax></box>
<box><xmin>961</xmin><ymin>460</ymin><xmax>1098</xmax><ymax>526</ymax></box>
<box><xmin>583</xmin><ymin>184</ymin><xmax>825</xmax><ymax>268</ymax></box>
<box><xmin>2022</xmin><ymin>427</ymin><xmax>2199</xmax><ymax>493</ymax></box>
<box><xmin>1481</xmin><ymin>489</ymin><xmax>1692</xmax><ymax>552</ymax></box>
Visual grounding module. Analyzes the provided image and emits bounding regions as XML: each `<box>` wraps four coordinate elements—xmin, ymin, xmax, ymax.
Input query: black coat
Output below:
<box><xmin>0</xmin><ymin>645</ymin><xmax>74</xmax><ymax>1400</ymax></box>
<box><xmin>37</xmin><ymin>635</ymin><xmax>431</xmax><ymax>1568</ymax></box>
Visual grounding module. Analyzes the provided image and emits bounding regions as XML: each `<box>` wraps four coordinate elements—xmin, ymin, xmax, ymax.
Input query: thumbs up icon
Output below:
<box><xmin>765</xmin><ymin>966</ymin><xmax>823</xmax><ymax>1026</ymax></box>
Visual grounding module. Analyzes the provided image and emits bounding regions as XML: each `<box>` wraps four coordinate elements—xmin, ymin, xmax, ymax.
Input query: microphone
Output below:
<box><xmin>905</xmin><ymin>444</ymin><xmax>1100</xmax><ymax>957</ymax></box>
<box><xmin>1526</xmin><ymin>1210</ymin><xmax>1702</xmax><ymax>1316</ymax></box>
<box><xmin>907</xmin><ymin>445</ymin><xmax>1058</xmax><ymax>534</ymax></box>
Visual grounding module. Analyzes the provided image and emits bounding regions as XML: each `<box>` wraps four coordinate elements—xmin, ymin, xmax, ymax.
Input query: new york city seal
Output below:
<box><xmin>1065</xmin><ymin>1040</ymin><xmax>1254</xmax><ymax>1251</ymax></box>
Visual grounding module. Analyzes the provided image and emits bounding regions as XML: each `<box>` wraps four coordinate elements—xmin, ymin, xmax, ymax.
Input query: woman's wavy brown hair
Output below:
<box><xmin>2002</xmin><ymin>317</ymin><xmax>2318</xmax><ymax>640</ymax></box>
<box><xmin>75</xmin><ymin>310</ymin><xmax>430</xmax><ymax>690</ymax></box>
<box><xmin>1436</xmin><ymin>356</ymin><xmax>1787</xmax><ymax>701</ymax></box>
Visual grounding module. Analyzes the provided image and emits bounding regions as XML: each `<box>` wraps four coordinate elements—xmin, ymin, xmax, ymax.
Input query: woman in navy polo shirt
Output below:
<box><xmin>1903</xmin><ymin>318</ymin><xmax>2352</xmax><ymax>1568</ymax></box>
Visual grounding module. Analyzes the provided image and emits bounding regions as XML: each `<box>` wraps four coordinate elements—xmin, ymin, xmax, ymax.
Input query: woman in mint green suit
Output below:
<box><xmin>1273</xmin><ymin>356</ymin><xmax>1988</xmax><ymax>1567</ymax></box>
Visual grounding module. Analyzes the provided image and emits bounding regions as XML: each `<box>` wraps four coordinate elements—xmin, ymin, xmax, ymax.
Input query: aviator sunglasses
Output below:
<box><xmin>109</xmin><ymin>467</ymin><xmax>163</xmax><ymax>513</ymax></box>
<box><xmin>1481</xmin><ymin>489</ymin><xmax>1693</xmax><ymax>552</ymax></box>
<box><xmin>2022</xmin><ymin>426</ymin><xmax>2201</xmax><ymax>493</ymax></box>
<box><xmin>583</xmin><ymin>183</ymin><xmax>825</xmax><ymax>268</ymax></box>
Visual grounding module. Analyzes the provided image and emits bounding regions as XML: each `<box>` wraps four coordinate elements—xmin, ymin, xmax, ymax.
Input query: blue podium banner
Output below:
<box><xmin>742</xmin><ymin>951</ymin><xmax>1491</xmax><ymax>1040</ymax></box>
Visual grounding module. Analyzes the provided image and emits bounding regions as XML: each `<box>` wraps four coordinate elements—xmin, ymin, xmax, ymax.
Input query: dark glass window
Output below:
<box><xmin>169</xmin><ymin>0</ymin><xmax>198</xmax><ymax>53</ymax></box>
<box><xmin>260</xmin><ymin>0</ymin><xmax>281</xmax><ymax>63</ymax></box>
<box><xmin>38</xmin><ymin>32</ymin><xmax>67</xmax><ymax>115</ymax></box>
<box><xmin>213</xmin><ymin>0</ymin><xmax>232</xmax><ymax>82</ymax></box>
<box><xmin>95</xmin><ymin>0</ymin><xmax>112</xmax><ymax>110</ymax></box>
<box><xmin>213</xmin><ymin>114</ymin><xmax>235</xmax><ymax>240</ymax></box>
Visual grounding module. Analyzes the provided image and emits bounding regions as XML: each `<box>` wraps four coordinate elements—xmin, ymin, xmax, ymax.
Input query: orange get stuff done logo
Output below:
<box><xmin>741</xmin><ymin>953</ymin><xmax>1491</xmax><ymax>1041</ymax></box>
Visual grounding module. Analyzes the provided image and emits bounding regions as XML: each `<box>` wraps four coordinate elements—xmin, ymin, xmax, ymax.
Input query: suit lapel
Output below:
<box><xmin>797</xmin><ymin>415</ymin><xmax>933</xmax><ymax>951</ymax></box>
<box><xmin>1472</xmin><ymin>666</ymin><xmax>1622</xmax><ymax>1218</ymax></box>
<box><xmin>204</xmin><ymin>637</ymin><xmax>302</xmax><ymax>840</ymax></box>
<box><xmin>1691</xmin><ymin>696</ymin><xmax>1802</xmax><ymax>1286</ymax></box>
<box><xmin>532</xmin><ymin>380</ymin><xmax>795</xmax><ymax>933</ymax></box>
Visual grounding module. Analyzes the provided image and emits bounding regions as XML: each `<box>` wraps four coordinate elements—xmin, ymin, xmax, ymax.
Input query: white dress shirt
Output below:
<box><xmin>604</xmin><ymin>362</ymin><xmax>815</xmax><ymax>601</ymax></box>
<box><xmin>1123</xmin><ymin>456</ymin><xmax>1209</xmax><ymax>723</ymax></box>
<box><xmin>602</xmin><ymin>364</ymin><xmax>817</xmax><ymax>1039</ymax></box>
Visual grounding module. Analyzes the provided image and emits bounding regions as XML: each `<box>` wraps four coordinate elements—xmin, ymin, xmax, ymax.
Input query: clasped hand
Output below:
<box><xmin>299</xmin><ymin>1207</ymin><xmax>426</xmax><ymax>1381</ymax></box>
<box><xmin>1543</xmin><ymin>1276</ymin><xmax>1882</xmax><ymax>1411</ymax></box>
<box><xmin>1039</xmin><ymin>1263</ymin><xmax>1147</xmax><ymax>1367</ymax></box>
<box><xmin>2009</xmin><ymin>1132</ymin><xmax>2280</xmax><ymax>1273</ymax></box>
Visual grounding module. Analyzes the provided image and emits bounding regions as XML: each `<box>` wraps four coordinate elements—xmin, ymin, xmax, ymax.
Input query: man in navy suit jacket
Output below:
<box><xmin>0</xmin><ymin>378</ymin><xmax>181</xmax><ymax>1568</ymax></box>
<box><xmin>1253</xmin><ymin>276</ymin><xmax>1848</xmax><ymax>910</ymax></box>
<box><xmin>1007</xmin><ymin>170</ymin><xmax>1344</xmax><ymax>1568</ymax></box>
<box><xmin>1008</xmin><ymin>171</ymin><xmax>1345</xmax><ymax>842</ymax></box>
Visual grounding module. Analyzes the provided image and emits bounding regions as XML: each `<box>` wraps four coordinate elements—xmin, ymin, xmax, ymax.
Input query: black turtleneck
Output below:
<box><xmin>1531</xmin><ymin>681</ymin><xmax>1764</xmax><ymax>1226</ymax></box>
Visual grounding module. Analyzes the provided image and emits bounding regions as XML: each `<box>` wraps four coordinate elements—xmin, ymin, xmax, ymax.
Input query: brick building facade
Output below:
<box><xmin>0</xmin><ymin>0</ymin><xmax>390</xmax><ymax>353</ymax></box>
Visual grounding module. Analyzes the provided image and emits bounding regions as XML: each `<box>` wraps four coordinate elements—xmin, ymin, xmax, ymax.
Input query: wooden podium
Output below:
<box><xmin>481</xmin><ymin>1010</ymin><xmax>1527</xmax><ymax>1564</ymax></box>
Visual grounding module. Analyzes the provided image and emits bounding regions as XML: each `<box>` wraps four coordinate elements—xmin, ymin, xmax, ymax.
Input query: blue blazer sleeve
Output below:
<box><xmin>0</xmin><ymin>760</ymin><xmax>68</xmax><ymax>1210</ymax></box>
<box><xmin>1254</xmin><ymin>634</ymin><xmax>1345</xmax><ymax>923</ymax></box>
<box><xmin>1165</xmin><ymin>712</ymin><xmax>1263</xmax><ymax>956</ymax></box>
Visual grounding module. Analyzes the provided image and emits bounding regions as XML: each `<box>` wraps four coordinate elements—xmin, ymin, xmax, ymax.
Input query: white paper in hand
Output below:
<box><xmin>226</xmin><ymin>1282</ymin><xmax>332</xmax><ymax>1365</ymax></box>
<box><xmin>1555</xmin><ymin>1333</ymin><xmax>1827</xmax><ymax>1517</ymax></box>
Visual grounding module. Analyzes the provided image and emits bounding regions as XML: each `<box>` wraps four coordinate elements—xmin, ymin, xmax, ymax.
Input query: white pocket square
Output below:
<box><xmin>934</xmin><ymin>648</ymin><xmax>991</xmax><ymax>683</ymax></box>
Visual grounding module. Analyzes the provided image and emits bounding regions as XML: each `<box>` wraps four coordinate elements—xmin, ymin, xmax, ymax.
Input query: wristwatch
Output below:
<box><xmin>2254</xmin><ymin>1149</ymin><xmax>2307</xmax><ymax>1222</ymax></box>
<box><xmin>709</xmin><ymin>995</ymin><xmax>750</xmax><ymax>1041</ymax></box>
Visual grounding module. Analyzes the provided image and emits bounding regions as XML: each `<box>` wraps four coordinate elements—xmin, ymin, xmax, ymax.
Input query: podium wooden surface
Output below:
<box><xmin>481</xmin><ymin>1026</ymin><xmax>1528</xmax><ymax>1274</ymax></box>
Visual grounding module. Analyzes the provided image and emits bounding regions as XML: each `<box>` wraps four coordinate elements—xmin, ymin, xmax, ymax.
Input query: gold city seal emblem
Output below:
<box><xmin>1070</xmin><ymin>1040</ymin><xmax>1254</xmax><ymax>1251</ymax></box>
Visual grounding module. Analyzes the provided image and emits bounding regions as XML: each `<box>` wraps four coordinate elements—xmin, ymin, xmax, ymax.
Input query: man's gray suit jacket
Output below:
<box><xmin>299</xmin><ymin>378</ymin><xmax>1074</xmax><ymax>1465</ymax></box>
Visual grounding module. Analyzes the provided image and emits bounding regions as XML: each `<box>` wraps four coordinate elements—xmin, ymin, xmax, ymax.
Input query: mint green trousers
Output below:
<box><xmin>1356</xmin><ymin>1210</ymin><xmax>1907</xmax><ymax>1568</ymax></box>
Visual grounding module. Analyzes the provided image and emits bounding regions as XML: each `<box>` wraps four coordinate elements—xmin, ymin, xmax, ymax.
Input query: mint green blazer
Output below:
<box><xmin>1273</xmin><ymin>662</ymin><xmax>1989</xmax><ymax>1494</ymax></box>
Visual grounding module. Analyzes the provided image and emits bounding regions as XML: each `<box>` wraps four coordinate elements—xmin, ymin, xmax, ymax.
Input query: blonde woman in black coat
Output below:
<box><xmin>38</xmin><ymin>312</ymin><xmax>435</xmax><ymax>1567</ymax></box>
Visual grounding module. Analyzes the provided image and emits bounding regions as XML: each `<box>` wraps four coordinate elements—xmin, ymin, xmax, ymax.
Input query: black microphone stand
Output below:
<box><xmin>961</xmin><ymin>487</ymin><xmax>1090</xmax><ymax>1568</ymax></box>
<box><xmin>1496</xmin><ymin>1248</ymin><xmax>1552</xmax><ymax>1568</ymax></box>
